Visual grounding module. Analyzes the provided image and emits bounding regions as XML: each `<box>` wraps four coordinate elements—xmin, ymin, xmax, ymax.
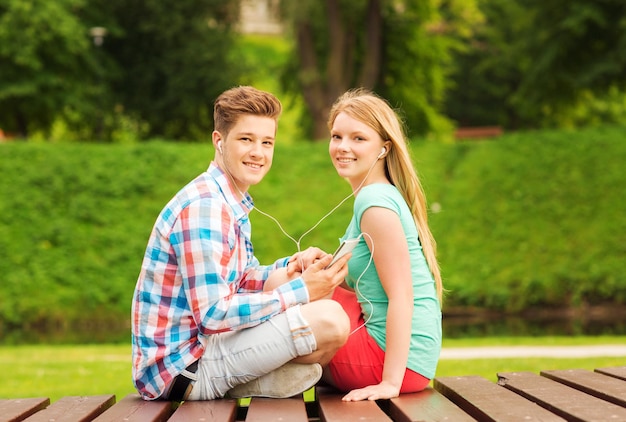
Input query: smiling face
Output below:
<box><xmin>213</xmin><ymin>114</ymin><xmax>277</xmax><ymax>193</ymax></box>
<box><xmin>329</xmin><ymin>112</ymin><xmax>388</xmax><ymax>190</ymax></box>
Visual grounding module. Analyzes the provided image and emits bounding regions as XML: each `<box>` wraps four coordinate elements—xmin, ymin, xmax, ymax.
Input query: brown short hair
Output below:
<box><xmin>213</xmin><ymin>86</ymin><xmax>282</xmax><ymax>135</ymax></box>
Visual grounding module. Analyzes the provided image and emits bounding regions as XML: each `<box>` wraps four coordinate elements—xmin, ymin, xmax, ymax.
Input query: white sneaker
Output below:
<box><xmin>226</xmin><ymin>363</ymin><xmax>322</xmax><ymax>398</ymax></box>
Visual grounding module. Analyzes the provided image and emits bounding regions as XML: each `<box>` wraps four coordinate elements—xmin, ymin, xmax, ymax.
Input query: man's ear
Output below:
<box><xmin>212</xmin><ymin>131</ymin><xmax>222</xmax><ymax>150</ymax></box>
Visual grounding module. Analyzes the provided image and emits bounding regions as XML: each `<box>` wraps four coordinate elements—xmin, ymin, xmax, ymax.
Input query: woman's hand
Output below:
<box><xmin>342</xmin><ymin>381</ymin><xmax>401</xmax><ymax>402</ymax></box>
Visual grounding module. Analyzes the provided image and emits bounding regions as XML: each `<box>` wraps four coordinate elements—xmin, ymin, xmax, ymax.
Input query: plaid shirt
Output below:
<box><xmin>132</xmin><ymin>162</ymin><xmax>309</xmax><ymax>400</ymax></box>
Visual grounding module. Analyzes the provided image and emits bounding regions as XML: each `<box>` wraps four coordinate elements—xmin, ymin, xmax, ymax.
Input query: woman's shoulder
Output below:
<box><xmin>360</xmin><ymin>182</ymin><xmax>399</xmax><ymax>194</ymax></box>
<box><xmin>355</xmin><ymin>184</ymin><xmax>404</xmax><ymax>214</ymax></box>
<box><xmin>357</xmin><ymin>183</ymin><xmax>402</xmax><ymax>203</ymax></box>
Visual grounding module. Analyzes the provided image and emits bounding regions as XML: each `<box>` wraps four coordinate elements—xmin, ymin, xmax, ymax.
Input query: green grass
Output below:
<box><xmin>442</xmin><ymin>335</ymin><xmax>626</xmax><ymax>347</ymax></box>
<box><xmin>1</xmin><ymin>337</ymin><xmax>624</xmax><ymax>402</ymax></box>
<box><xmin>438</xmin><ymin>335</ymin><xmax>626</xmax><ymax>382</ymax></box>
<box><xmin>1</xmin><ymin>125</ymin><xmax>625</xmax><ymax>328</ymax></box>
<box><xmin>436</xmin><ymin>356</ymin><xmax>626</xmax><ymax>383</ymax></box>
<box><xmin>0</xmin><ymin>345</ymin><xmax>134</xmax><ymax>401</ymax></box>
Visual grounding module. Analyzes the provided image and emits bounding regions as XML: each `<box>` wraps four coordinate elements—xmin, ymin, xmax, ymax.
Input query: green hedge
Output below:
<box><xmin>1</xmin><ymin>125</ymin><xmax>624</xmax><ymax>328</ymax></box>
<box><xmin>430</xmin><ymin>126</ymin><xmax>626</xmax><ymax>311</ymax></box>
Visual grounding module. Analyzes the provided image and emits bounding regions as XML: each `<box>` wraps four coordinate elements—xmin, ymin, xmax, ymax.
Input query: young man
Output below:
<box><xmin>132</xmin><ymin>86</ymin><xmax>351</xmax><ymax>401</ymax></box>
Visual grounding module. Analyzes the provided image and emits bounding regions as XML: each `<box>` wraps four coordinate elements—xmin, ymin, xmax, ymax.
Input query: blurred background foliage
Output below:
<box><xmin>1</xmin><ymin>0</ymin><xmax>625</xmax><ymax>141</ymax></box>
<box><xmin>1</xmin><ymin>126</ymin><xmax>625</xmax><ymax>332</ymax></box>
<box><xmin>1</xmin><ymin>0</ymin><xmax>625</xmax><ymax>336</ymax></box>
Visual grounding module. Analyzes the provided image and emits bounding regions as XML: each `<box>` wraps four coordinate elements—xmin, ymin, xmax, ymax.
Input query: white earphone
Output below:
<box><xmin>377</xmin><ymin>146</ymin><xmax>387</xmax><ymax>159</ymax></box>
<box><xmin>217</xmin><ymin>141</ymin><xmax>223</xmax><ymax>154</ymax></box>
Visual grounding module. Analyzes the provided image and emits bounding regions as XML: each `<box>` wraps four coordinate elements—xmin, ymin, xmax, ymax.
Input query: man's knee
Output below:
<box><xmin>303</xmin><ymin>300</ymin><xmax>349</xmax><ymax>347</ymax></box>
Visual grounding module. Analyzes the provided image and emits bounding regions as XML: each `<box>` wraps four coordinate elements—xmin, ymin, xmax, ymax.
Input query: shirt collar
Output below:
<box><xmin>208</xmin><ymin>162</ymin><xmax>254</xmax><ymax>217</ymax></box>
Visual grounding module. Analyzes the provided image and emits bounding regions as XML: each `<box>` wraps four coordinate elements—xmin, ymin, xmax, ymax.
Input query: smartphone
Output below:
<box><xmin>327</xmin><ymin>238</ymin><xmax>359</xmax><ymax>268</ymax></box>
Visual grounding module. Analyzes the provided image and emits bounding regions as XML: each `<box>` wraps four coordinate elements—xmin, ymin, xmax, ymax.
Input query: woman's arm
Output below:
<box><xmin>342</xmin><ymin>206</ymin><xmax>414</xmax><ymax>401</ymax></box>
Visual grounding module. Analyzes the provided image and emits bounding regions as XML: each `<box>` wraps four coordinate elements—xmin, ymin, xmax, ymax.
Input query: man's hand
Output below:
<box><xmin>287</xmin><ymin>247</ymin><xmax>326</xmax><ymax>276</ymax></box>
<box><xmin>301</xmin><ymin>253</ymin><xmax>351</xmax><ymax>301</ymax></box>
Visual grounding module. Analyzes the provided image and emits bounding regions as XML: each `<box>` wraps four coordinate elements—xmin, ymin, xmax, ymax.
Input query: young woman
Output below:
<box><xmin>323</xmin><ymin>88</ymin><xmax>443</xmax><ymax>401</ymax></box>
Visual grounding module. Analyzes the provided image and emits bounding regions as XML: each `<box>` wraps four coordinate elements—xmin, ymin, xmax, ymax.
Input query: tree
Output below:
<box><xmin>0</xmin><ymin>0</ymin><xmax>243</xmax><ymax>141</ymax></box>
<box><xmin>85</xmin><ymin>0</ymin><xmax>243</xmax><ymax>141</ymax></box>
<box><xmin>0</xmin><ymin>0</ymin><xmax>98</xmax><ymax>138</ymax></box>
<box><xmin>444</xmin><ymin>0</ymin><xmax>529</xmax><ymax>128</ymax></box>
<box><xmin>515</xmin><ymin>0</ymin><xmax>626</xmax><ymax>125</ymax></box>
<box><xmin>278</xmin><ymin>0</ymin><xmax>382</xmax><ymax>139</ymax></box>
<box><xmin>445</xmin><ymin>0</ymin><xmax>626</xmax><ymax>129</ymax></box>
<box><xmin>381</xmin><ymin>0</ymin><xmax>483</xmax><ymax>137</ymax></box>
<box><xmin>278</xmin><ymin>0</ymin><xmax>481</xmax><ymax>140</ymax></box>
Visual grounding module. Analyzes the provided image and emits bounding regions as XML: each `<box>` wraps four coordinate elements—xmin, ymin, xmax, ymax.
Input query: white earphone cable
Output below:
<box><xmin>219</xmin><ymin>143</ymin><xmax>379</xmax><ymax>333</ymax></box>
<box><xmin>249</xmin><ymin>150</ymin><xmax>382</xmax><ymax>258</ymax></box>
<box><xmin>349</xmin><ymin>232</ymin><xmax>375</xmax><ymax>335</ymax></box>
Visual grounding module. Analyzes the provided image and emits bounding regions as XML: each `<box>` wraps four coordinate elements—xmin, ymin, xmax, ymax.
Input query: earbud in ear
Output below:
<box><xmin>217</xmin><ymin>141</ymin><xmax>223</xmax><ymax>153</ymax></box>
<box><xmin>378</xmin><ymin>147</ymin><xmax>387</xmax><ymax>159</ymax></box>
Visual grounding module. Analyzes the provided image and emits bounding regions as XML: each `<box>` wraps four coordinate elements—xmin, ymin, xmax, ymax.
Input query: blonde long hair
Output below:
<box><xmin>328</xmin><ymin>88</ymin><xmax>443</xmax><ymax>302</ymax></box>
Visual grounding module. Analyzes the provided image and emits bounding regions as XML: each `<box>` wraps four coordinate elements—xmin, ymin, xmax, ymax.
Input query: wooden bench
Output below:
<box><xmin>3</xmin><ymin>366</ymin><xmax>625</xmax><ymax>422</ymax></box>
<box><xmin>454</xmin><ymin>126</ymin><xmax>503</xmax><ymax>140</ymax></box>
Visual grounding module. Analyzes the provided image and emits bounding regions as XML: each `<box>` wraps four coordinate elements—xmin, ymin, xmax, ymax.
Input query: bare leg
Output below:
<box><xmin>292</xmin><ymin>300</ymin><xmax>349</xmax><ymax>366</ymax></box>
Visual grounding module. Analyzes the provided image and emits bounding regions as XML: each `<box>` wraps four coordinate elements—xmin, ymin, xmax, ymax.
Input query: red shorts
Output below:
<box><xmin>328</xmin><ymin>287</ymin><xmax>430</xmax><ymax>393</ymax></box>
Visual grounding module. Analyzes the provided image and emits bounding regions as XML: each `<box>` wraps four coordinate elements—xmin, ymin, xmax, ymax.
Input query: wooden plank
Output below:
<box><xmin>23</xmin><ymin>395</ymin><xmax>115</xmax><ymax>422</ymax></box>
<box><xmin>455</xmin><ymin>126</ymin><xmax>503</xmax><ymax>140</ymax></box>
<box><xmin>541</xmin><ymin>369</ymin><xmax>626</xmax><ymax>407</ymax></box>
<box><xmin>245</xmin><ymin>397</ymin><xmax>308</xmax><ymax>422</ymax></box>
<box><xmin>316</xmin><ymin>388</ymin><xmax>391</xmax><ymax>422</ymax></box>
<box><xmin>387</xmin><ymin>388</ymin><xmax>476</xmax><ymax>422</ymax></box>
<box><xmin>0</xmin><ymin>398</ymin><xmax>50</xmax><ymax>422</ymax></box>
<box><xmin>498</xmin><ymin>371</ymin><xmax>626</xmax><ymax>422</ymax></box>
<box><xmin>91</xmin><ymin>394</ymin><xmax>174</xmax><ymax>422</ymax></box>
<box><xmin>168</xmin><ymin>399</ymin><xmax>238</xmax><ymax>422</ymax></box>
<box><xmin>435</xmin><ymin>375</ymin><xmax>564</xmax><ymax>421</ymax></box>
<box><xmin>595</xmin><ymin>366</ymin><xmax>626</xmax><ymax>381</ymax></box>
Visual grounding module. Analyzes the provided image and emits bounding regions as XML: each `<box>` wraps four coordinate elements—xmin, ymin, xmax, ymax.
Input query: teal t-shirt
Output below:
<box><xmin>341</xmin><ymin>183</ymin><xmax>442</xmax><ymax>379</ymax></box>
